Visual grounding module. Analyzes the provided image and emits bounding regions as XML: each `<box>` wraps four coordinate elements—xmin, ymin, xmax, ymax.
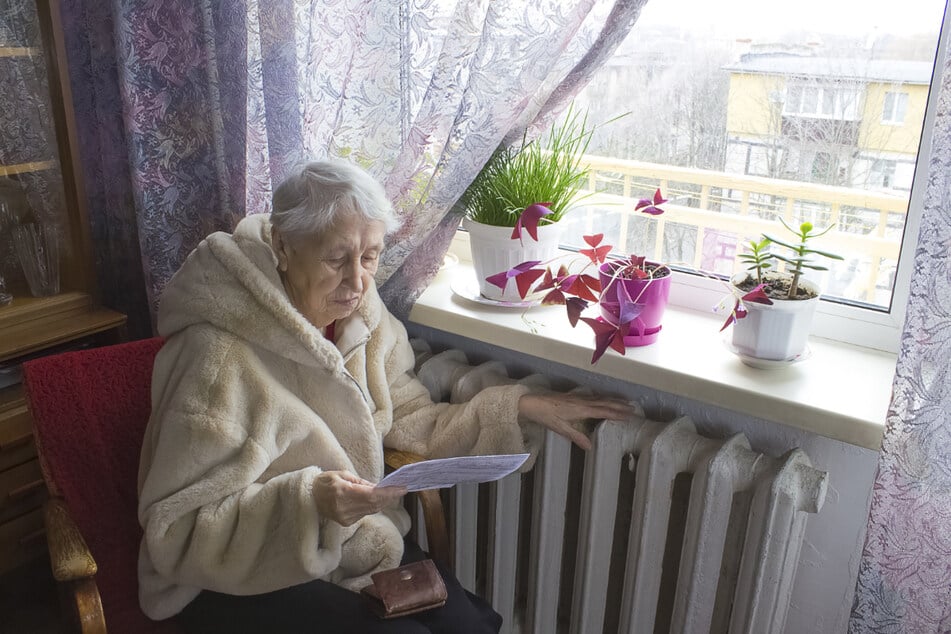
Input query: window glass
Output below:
<box><xmin>570</xmin><ymin>0</ymin><xmax>946</xmax><ymax>313</ymax></box>
<box><xmin>786</xmin><ymin>84</ymin><xmax>803</xmax><ymax>114</ymax></box>
<box><xmin>882</xmin><ymin>91</ymin><xmax>910</xmax><ymax>122</ymax></box>
<box><xmin>803</xmin><ymin>86</ymin><xmax>820</xmax><ymax>114</ymax></box>
<box><xmin>870</xmin><ymin>159</ymin><xmax>897</xmax><ymax>187</ymax></box>
<box><xmin>821</xmin><ymin>88</ymin><xmax>834</xmax><ymax>116</ymax></box>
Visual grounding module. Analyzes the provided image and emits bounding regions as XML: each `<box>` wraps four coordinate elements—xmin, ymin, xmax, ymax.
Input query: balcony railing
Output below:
<box><xmin>572</xmin><ymin>155</ymin><xmax>908</xmax><ymax>306</ymax></box>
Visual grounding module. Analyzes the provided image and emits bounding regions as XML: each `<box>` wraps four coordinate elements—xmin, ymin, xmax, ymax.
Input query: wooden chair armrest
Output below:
<box><xmin>383</xmin><ymin>448</ymin><xmax>451</xmax><ymax>570</ymax></box>
<box><xmin>44</xmin><ymin>497</ymin><xmax>97</xmax><ymax>581</ymax></box>
<box><xmin>44</xmin><ymin>497</ymin><xmax>107</xmax><ymax>634</ymax></box>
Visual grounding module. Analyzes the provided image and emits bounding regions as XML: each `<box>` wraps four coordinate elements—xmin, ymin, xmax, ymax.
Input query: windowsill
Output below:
<box><xmin>408</xmin><ymin>236</ymin><xmax>896</xmax><ymax>451</ymax></box>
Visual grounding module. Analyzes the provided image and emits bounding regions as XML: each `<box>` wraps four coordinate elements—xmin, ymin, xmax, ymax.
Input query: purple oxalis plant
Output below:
<box><xmin>718</xmin><ymin>284</ymin><xmax>773</xmax><ymax>331</ymax></box>
<box><xmin>485</xmin><ymin>188</ymin><xmax>669</xmax><ymax>363</ymax></box>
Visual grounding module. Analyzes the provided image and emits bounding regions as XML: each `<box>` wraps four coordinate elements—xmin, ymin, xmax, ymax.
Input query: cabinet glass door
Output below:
<box><xmin>0</xmin><ymin>0</ymin><xmax>74</xmax><ymax>304</ymax></box>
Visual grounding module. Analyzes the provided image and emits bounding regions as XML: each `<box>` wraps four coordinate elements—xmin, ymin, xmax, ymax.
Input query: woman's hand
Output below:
<box><xmin>518</xmin><ymin>392</ymin><xmax>638</xmax><ymax>450</ymax></box>
<box><xmin>313</xmin><ymin>470</ymin><xmax>407</xmax><ymax>527</ymax></box>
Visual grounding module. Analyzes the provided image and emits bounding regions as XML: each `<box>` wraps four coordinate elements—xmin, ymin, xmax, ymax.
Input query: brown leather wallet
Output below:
<box><xmin>360</xmin><ymin>559</ymin><xmax>448</xmax><ymax>619</ymax></box>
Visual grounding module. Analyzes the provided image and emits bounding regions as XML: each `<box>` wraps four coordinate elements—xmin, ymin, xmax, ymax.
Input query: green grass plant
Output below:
<box><xmin>463</xmin><ymin>106</ymin><xmax>594</xmax><ymax>227</ymax></box>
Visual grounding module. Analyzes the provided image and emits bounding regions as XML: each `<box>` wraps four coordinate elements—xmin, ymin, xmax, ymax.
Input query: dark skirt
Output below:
<box><xmin>176</xmin><ymin>539</ymin><xmax>501</xmax><ymax>634</ymax></box>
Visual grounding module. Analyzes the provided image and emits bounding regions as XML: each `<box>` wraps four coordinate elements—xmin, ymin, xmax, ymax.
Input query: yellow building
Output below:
<box><xmin>723</xmin><ymin>55</ymin><xmax>932</xmax><ymax>192</ymax></box>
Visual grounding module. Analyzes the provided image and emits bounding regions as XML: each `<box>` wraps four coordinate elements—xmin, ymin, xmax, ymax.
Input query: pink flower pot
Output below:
<box><xmin>598</xmin><ymin>261</ymin><xmax>672</xmax><ymax>346</ymax></box>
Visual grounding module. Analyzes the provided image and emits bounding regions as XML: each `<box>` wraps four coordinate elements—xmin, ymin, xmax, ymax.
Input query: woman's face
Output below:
<box><xmin>273</xmin><ymin>212</ymin><xmax>386</xmax><ymax>329</ymax></box>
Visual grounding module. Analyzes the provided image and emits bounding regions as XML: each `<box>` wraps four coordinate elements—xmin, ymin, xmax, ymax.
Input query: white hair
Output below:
<box><xmin>270</xmin><ymin>160</ymin><xmax>400</xmax><ymax>240</ymax></box>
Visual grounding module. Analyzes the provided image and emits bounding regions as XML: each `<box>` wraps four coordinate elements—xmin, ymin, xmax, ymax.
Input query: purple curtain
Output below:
<box><xmin>58</xmin><ymin>0</ymin><xmax>649</xmax><ymax>335</ymax></box>
<box><xmin>849</xmin><ymin>35</ymin><xmax>951</xmax><ymax>634</ymax></box>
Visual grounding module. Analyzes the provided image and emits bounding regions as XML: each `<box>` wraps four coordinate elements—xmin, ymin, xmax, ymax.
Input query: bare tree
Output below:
<box><xmin>576</xmin><ymin>37</ymin><xmax>730</xmax><ymax>172</ymax></box>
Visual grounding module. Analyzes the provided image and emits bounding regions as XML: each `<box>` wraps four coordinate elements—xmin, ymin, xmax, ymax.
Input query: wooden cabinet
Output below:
<box><xmin>0</xmin><ymin>1</ymin><xmax>127</xmax><ymax>573</ymax></box>
<box><xmin>0</xmin><ymin>393</ymin><xmax>47</xmax><ymax>572</ymax></box>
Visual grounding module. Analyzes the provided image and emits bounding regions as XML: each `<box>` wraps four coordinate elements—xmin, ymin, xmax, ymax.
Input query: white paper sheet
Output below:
<box><xmin>377</xmin><ymin>453</ymin><xmax>529</xmax><ymax>492</ymax></box>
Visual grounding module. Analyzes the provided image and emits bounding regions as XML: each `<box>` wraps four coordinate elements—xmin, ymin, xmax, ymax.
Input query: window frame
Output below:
<box><xmin>783</xmin><ymin>81</ymin><xmax>863</xmax><ymax>120</ymax></box>
<box><xmin>870</xmin><ymin>158</ymin><xmax>897</xmax><ymax>188</ymax></box>
<box><xmin>543</xmin><ymin>3</ymin><xmax>949</xmax><ymax>354</ymax></box>
<box><xmin>664</xmin><ymin>6</ymin><xmax>946</xmax><ymax>354</ymax></box>
<box><xmin>881</xmin><ymin>90</ymin><xmax>910</xmax><ymax>124</ymax></box>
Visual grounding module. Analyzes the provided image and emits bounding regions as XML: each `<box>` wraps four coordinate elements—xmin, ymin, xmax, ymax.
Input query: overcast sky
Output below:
<box><xmin>636</xmin><ymin>0</ymin><xmax>948</xmax><ymax>38</ymax></box>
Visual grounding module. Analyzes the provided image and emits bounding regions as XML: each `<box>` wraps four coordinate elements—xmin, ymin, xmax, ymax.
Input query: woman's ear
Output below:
<box><xmin>272</xmin><ymin>227</ymin><xmax>289</xmax><ymax>272</ymax></box>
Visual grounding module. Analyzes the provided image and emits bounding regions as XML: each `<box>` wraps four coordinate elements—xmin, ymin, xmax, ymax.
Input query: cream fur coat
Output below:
<box><xmin>137</xmin><ymin>215</ymin><xmax>536</xmax><ymax>620</ymax></box>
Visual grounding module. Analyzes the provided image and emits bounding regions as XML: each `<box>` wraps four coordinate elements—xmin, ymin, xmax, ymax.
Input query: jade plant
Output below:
<box><xmin>738</xmin><ymin>237</ymin><xmax>772</xmax><ymax>285</ymax></box>
<box><xmin>720</xmin><ymin>219</ymin><xmax>844</xmax><ymax>331</ymax></box>
<box><xmin>763</xmin><ymin>219</ymin><xmax>844</xmax><ymax>299</ymax></box>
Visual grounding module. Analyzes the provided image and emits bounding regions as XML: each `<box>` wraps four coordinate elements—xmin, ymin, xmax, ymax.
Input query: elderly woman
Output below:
<box><xmin>137</xmin><ymin>160</ymin><xmax>634</xmax><ymax>633</ymax></box>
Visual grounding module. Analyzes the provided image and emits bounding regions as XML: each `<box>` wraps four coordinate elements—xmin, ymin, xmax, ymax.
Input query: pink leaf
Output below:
<box><xmin>580</xmin><ymin>317</ymin><xmax>621</xmax><ymax>364</ymax></box>
<box><xmin>583</xmin><ymin>234</ymin><xmax>604</xmax><ymax>247</ymax></box>
<box><xmin>618</xmin><ymin>302</ymin><xmax>645</xmax><ymax>327</ymax></box>
<box><xmin>719</xmin><ymin>298</ymin><xmax>754</xmax><ymax>332</ymax></box>
<box><xmin>565</xmin><ymin>276</ymin><xmax>599</xmax><ymax>302</ymax></box>
<box><xmin>485</xmin><ymin>260</ymin><xmax>542</xmax><ymax>292</ymax></box>
<box><xmin>511</xmin><ymin>203</ymin><xmax>553</xmax><ymax>243</ymax></box>
<box><xmin>741</xmin><ymin>283</ymin><xmax>774</xmax><ymax>305</ymax></box>
<box><xmin>485</xmin><ymin>270</ymin><xmax>511</xmax><ymax>291</ymax></box>
<box><xmin>566</xmin><ymin>297</ymin><xmax>587</xmax><ymax>325</ymax></box>
<box><xmin>609</xmin><ymin>321</ymin><xmax>630</xmax><ymax>355</ymax></box>
<box><xmin>635</xmin><ymin>188</ymin><xmax>667</xmax><ymax>216</ymax></box>
<box><xmin>579</xmin><ymin>244</ymin><xmax>612</xmax><ymax>264</ymax></box>
<box><xmin>515</xmin><ymin>268</ymin><xmax>545</xmax><ymax>298</ymax></box>
<box><xmin>542</xmin><ymin>289</ymin><xmax>566</xmax><ymax>305</ymax></box>
<box><xmin>719</xmin><ymin>300</ymin><xmax>741</xmax><ymax>332</ymax></box>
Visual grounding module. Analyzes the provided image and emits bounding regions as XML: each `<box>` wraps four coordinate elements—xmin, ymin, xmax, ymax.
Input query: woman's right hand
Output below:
<box><xmin>313</xmin><ymin>470</ymin><xmax>407</xmax><ymax>526</ymax></box>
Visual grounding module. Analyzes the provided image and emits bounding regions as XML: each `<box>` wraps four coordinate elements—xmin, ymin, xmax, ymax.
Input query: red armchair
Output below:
<box><xmin>23</xmin><ymin>337</ymin><xmax>448</xmax><ymax>633</ymax></box>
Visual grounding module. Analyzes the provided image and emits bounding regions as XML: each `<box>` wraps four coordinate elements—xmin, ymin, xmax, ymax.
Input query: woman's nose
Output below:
<box><xmin>343</xmin><ymin>258</ymin><xmax>365</xmax><ymax>290</ymax></box>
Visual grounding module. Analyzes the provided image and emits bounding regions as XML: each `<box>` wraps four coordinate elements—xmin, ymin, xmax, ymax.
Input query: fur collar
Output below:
<box><xmin>157</xmin><ymin>214</ymin><xmax>384</xmax><ymax>371</ymax></box>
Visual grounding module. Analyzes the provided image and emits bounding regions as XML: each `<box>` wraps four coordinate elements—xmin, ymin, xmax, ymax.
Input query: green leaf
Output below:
<box><xmin>802</xmin><ymin>247</ymin><xmax>845</xmax><ymax>260</ymax></box>
<box><xmin>761</xmin><ymin>234</ymin><xmax>800</xmax><ymax>251</ymax></box>
<box><xmin>808</xmin><ymin>224</ymin><xmax>837</xmax><ymax>239</ymax></box>
<box><xmin>770</xmin><ymin>253</ymin><xmax>797</xmax><ymax>264</ymax></box>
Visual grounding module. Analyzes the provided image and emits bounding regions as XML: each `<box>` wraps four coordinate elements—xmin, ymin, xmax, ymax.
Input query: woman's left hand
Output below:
<box><xmin>517</xmin><ymin>392</ymin><xmax>638</xmax><ymax>450</ymax></box>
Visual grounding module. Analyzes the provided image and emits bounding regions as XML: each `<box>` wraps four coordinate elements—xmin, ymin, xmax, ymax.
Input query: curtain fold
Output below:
<box><xmin>379</xmin><ymin>0</ymin><xmax>650</xmax><ymax>318</ymax></box>
<box><xmin>59</xmin><ymin>0</ymin><xmax>649</xmax><ymax>334</ymax></box>
<box><xmin>849</xmin><ymin>36</ymin><xmax>951</xmax><ymax>634</ymax></box>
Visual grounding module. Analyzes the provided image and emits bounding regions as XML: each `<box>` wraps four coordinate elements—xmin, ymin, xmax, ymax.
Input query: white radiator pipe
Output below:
<box><xmin>525</xmin><ymin>430</ymin><xmax>571</xmax><ymax>634</ymax></box>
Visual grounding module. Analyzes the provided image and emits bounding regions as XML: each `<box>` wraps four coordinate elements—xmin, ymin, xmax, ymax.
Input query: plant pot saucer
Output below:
<box><xmin>723</xmin><ymin>335</ymin><xmax>812</xmax><ymax>369</ymax></box>
<box><xmin>450</xmin><ymin>275</ymin><xmax>541</xmax><ymax>309</ymax></box>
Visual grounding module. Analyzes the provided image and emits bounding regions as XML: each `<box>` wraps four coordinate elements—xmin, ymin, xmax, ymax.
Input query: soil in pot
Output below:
<box><xmin>734</xmin><ymin>272</ymin><xmax>817</xmax><ymax>301</ymax></box>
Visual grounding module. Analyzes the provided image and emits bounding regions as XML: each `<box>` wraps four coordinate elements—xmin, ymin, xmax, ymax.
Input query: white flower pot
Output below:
<box><xmin>462</xmin><ymin>217</ymin><xmax>565</xmax><ymax>302</ymax></box>
<box><xmin>730</xmin><ymin>273</ymin><xmax>820</xmax><ymax>361</ymax></box>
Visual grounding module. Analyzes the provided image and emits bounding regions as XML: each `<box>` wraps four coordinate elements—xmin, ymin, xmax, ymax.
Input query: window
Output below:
<box><xmin>870</xmin><ymin>159</ymin><xmax>897</xmax><ymax>188</ymax></box>
<box><xmin>783</xmin><ymin>82</ymin><xmax>861</xmax><ymax>119</ymax></box>
<box><xmin>567</xmin><ymin>0</ymin><xmax>948</xmax><ymax>352</ymax></box>
<box><xmin>882</xmin><ymin>91</ymin><xmax>909</xmax><ymax>123</ymax></box>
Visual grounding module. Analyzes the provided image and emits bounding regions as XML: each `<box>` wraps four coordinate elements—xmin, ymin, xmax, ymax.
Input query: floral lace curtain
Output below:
<box><xmin>849</xmin><ymin>38</ymin><xmax>951</xmax><ymax>634</ymax></box>
<box><xmin>58</xmin><ymin>0</ymin><xmax>648</xmax><ymax>335</ymax></box>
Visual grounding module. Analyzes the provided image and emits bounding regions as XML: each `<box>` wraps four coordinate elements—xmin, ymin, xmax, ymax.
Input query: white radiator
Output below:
<box><xmin>411</xmin><ymin>343</ymin><xmax>829</xmax><ymax>634</ymax></box>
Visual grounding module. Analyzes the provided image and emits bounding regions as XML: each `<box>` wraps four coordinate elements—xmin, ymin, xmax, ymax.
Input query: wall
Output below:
<box><xmin>726</xmin><ymin>73</ymin><xmax>783</xmax><ymax>137</ymax></box>
<box><xmin>408</xmin><ymin>322</ymin><xmax>880</xmax><ymax>634</ymax></box>
<box><xmin>860</xmin><ymin>82</ymin><xmax>930</xmax><ymax>154</ymax></box>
